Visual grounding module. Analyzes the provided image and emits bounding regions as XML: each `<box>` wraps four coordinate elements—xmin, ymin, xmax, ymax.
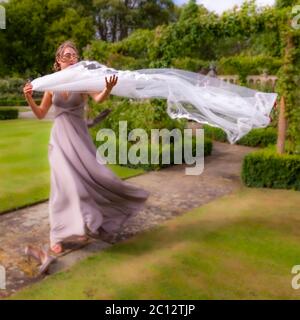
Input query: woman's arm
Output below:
<box><xmin>87</xmin><ymin>75</ymin><xmax>118</xmax><ymax>103</ymax></box>
<box><xmin>23</xmin><ymin>82</ymin><xmax>52</xmax><ymax>119</ymax></box>
<box><xmin>88</xmin><ymin>87</ymin><xmax>112</xmax><ymax>103</ymax></box>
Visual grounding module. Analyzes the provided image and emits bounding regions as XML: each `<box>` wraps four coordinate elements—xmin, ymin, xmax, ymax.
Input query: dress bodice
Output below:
<box><xmin>52</xmin><ymin>91</ymin><xmax>86</xmax><ymax>119</ymax></box>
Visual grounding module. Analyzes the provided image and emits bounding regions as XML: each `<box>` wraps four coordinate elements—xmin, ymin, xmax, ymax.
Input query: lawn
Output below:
<box><xmin>0</xmin><ymin>119</ymin><xmax>146</xmax><ymax>214</ymax></box>
<box><xmin>9</xmin><ymin>187</ymin><xmax>300</xmax><ymax>300</ymax></box>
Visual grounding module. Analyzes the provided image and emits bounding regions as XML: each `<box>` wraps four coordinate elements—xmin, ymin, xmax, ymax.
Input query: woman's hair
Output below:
<box><xmin>53</xmin><ymin>40</ymin><xmax>79</xmax><ymax>72</ymax></box>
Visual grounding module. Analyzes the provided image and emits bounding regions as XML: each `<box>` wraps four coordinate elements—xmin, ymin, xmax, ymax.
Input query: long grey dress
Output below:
<box><xmin>48</xmin><ymin>91</ymin><xmax>150</xmax><ymax>247</ymax></box>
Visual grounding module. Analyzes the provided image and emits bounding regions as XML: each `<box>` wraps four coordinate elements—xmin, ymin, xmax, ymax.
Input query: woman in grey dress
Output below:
<box><xmin>23</xmin><ymin>40</ymin><xmax>150</xmax><ymax>255</ymax></box>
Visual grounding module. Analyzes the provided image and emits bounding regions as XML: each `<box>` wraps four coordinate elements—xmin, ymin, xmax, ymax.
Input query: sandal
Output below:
<box><xmin>24</xmin><ymin>245</ymin><xmax>57</xmax><ymax>275</ymax></box>
<box><xmin>84</xmin><ymin>225</ymin><xmax>116</xmax><ymax>244</ymax></box>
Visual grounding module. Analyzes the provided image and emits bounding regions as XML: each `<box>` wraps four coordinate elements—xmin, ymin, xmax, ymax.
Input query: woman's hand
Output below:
<box><xmin>23</xmin><ymin>81</ymin><xmax>33</xmax><ymax>98</ymax></box>
<box><xmin>105</xmin><ymin>75</ymin><xmax>118</xmax><ymax>92</ymax></box>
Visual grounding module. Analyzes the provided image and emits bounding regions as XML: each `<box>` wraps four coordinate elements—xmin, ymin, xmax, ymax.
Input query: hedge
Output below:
<box><xmin>203</xmin><ymin>124</ymin><xmax>227</xmax><ymax>142</ymax></box>
<box><xmin>0</xmin><ymin>108</ymin><xmax>19</xmax><ymax>120</ymax></box>
<box><xmin>236</xmin><ymin>127</ymin><xmax>277</xmax><ymax>147</ymax></box>
<box><xmin>0</xmin><ymin>98</ymin><xmax>42</xmax><ymax>106</ymax></box>
<box><xmin>242</xmin><ymin>148</ymin><xmax>300</xmax><ymax>191</ymax></box>
<box><xmin>203</xmin><ymin>125</ymin><xmax>277</xmax><ymax>147</ymax></box>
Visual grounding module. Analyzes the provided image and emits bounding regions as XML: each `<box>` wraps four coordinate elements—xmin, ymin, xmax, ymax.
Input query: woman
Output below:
<box><xmin>23</xmin><ymin>40</ymin><xmax>150</xmax><ymax>255</ymax></box>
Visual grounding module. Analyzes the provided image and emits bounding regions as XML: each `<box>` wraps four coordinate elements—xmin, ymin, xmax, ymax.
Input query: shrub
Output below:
<box><xmin>0</xmin><ymin>78</ymin><xmax>25</xmax><ymax>94</ymax></box>
<box><xmin>171</xmin><ymin>57</ymin><xmax>210</xmax><ymax>72</ymax></box>
<box><xmin>0</xmin><ymin>77</ymin><xmax>43</xmax><ymax>106</ymax></box>
<box><xmin>236</xmin><ymin>127</ymin><xmax>277</xmax><ymax>147</ymax></box>
<box><xmin>0</xmin><ymin>108</ymin><xmax>19</xmax><ymax>120</ymax></box>
<box><xmin>88</xmin><ymin>97</ymin><xmax>213</xmax><ymax>171</ymax></box>
<box><xmin>0</xmin><ymin>98</ymin><xmax>29</xmax><ymax>106</ymax></box>
<box><xmin>217</xmin><ymin>55</ymin><xmax>282</xmax><ymax>84</ymax></box>
<box><xmin>88</xmin><ymin>97</ymin><xmax>187</xmax><ymax>139</ymax></box>
<box><xmin>203</xmin><ymin>124</ymin><xmax>277</xmax><ymax>148</ymax></box>
<box><xmin>203</xmin><ymin>124</ymin><xmax>227</xmax><ymax>142</ymax></box>
<box><xmin>242</xmin><ymin>148</ymin><xmax>300</xmax><ymax>190</ymax></box>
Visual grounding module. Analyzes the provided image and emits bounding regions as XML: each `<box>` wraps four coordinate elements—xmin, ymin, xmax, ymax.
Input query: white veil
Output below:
<box><xmin>31</xmin><ymin>60</ymin><xmax>278</xmax><ymax>143</ymax></box>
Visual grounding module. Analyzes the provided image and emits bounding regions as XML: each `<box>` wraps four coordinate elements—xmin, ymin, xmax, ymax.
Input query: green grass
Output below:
<box><xmin>9</xmin><ymin>187</ymin><xmax>300</xmax><ymax>300</ymax></box>
<box><xmin>0</xmin><ymin>119</ymin><xmax>146</xmax><ymax>214</ymax></box>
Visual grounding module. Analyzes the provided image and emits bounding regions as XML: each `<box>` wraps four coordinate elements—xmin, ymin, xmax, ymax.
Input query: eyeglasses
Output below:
<box><xmin>60</xmin><ymin>53</ymin><xmax>79</xmax><ymax>62</ymax></box>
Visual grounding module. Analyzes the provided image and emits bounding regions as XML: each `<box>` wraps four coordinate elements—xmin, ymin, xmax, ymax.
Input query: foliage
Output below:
<box><xmin>203</xmin><ymin>125</ymin><xmax>278</xmax><ymax>148</ymax></box>
<box><xmin>1</xmin><ymin>0</ymin><xmax>300</xmax><ymax>154</ymax></box>
<box><xmin>171</xmin><ymin>57</ymin><xmax>210</xmax><ymax>72</ymax></box>
<box><xmin>92</xmin><ymin>0</ymin><xmax>176</xmax><ymax>42</ymax></box>
<box><xmin>88</xmin><ymin>97</ymin><xmax>187</xmax><ymax>139</ymax></box>
<box><xmin>274</xmin><ymin>5</ymin><xmax>300</xmax><ymax>154</ymax></box>
<box><xmin>0</xmin><ymin>0</ymin><xmax>95</xmax><ymax>77</ymax></box>
<box><xmin>0</xmin><ymin>108</ymin><xmax>19</xmax><ymax>120</ymax></box>
<box><xmin>0</xmin><ymin>78</ymin><xmax>25</xmax><ymax>95</ymax></box>
<box><xmin>242</xmin><ymin>147</ymin><xmax>300</xmax><ymax>190</ymax></box>
<box><xmin>203</xmin><ymin>125</ymin><xmax>228</xmax><ymax>142</ymax></box>
<box><xmin>86</xmin><ymin>97</ymin><xmax>213</xmax><ymax>170</ymax></box>
<box><xmin>83</xmin><ymin>29</ymin><xmax>154</xmax><ymax>69</ymax></box>
<box><xmin>237</xmin><ymin>127</ymin><xmax>278</xmax><ymax>147</ymax></box>
<box><xmin>217</xmin><ymin>55</ymin><xmax>282</xmax><ymax>84</ymax></box>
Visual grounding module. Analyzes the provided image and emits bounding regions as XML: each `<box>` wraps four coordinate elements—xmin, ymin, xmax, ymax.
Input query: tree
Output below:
<box><xmin>2</xmin><ymin>0</ymin><xmax>95</xmax><ymax>76</ymax></box>
<box><xmin>276</xmin><ymin>0</ymin><xmax>299</xmax><ymax>8</ymax></box>
<box><xmin>93</xmin><ymin>0</ymin><xmax>176</xmax><ymax>42</ymax></box>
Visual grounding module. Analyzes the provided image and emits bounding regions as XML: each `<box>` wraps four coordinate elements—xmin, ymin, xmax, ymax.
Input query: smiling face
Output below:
<box><xmin>56</xmin><ymin>47</ymin><xmax>79</xmax><ymax>70</ymax></box>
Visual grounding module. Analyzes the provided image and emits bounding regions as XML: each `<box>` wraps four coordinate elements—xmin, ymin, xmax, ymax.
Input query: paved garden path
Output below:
<box><xmin>0</xmin><ymin>141</ymin><xmax>256</xmax><ymax>298</ymax></box>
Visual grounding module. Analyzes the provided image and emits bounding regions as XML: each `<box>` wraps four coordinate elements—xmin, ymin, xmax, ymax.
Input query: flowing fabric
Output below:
<box><xmin>31</xmin><ymin>60</ymin><xmax>278</xmax><ymax>143</ymax></box>
<box><xmin>48</xmin><ymin>91</ymin><xmax>150</xmax><ymax>246</ymax></box>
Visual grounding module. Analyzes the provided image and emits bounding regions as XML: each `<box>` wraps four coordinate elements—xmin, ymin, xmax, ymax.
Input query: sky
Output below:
<box><xmin>174</xmin><ymin>0</ymin><xmax>276</xmax><ymax>14</ymax></box>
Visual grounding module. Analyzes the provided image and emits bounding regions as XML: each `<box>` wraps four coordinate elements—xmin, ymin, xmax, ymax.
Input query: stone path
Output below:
<box><xmin>0</xmin><ymin>141</ymin><xmax>256</xmax><ymax>298</ymax></box>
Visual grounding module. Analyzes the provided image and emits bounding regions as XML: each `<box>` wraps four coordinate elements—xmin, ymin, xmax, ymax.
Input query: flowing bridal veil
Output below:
<box><xmin>31</xmin><ymin>60</ymin><xmax>278</xmax><ymax>143</ymax></box>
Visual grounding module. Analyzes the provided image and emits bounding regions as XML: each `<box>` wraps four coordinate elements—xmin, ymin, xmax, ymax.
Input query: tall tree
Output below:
<box><xmin>93</xmin><ymin>0</ymin><xmax>176</xmax><ymax>42</ymax></box>
<box><xmin>2</xmin><ymin>0</ymin><xmax>94</xmax><ymax>76</ymax></box>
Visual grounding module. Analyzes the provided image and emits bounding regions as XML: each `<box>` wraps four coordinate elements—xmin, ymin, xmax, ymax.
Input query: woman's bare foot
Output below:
<box><xmin>50</xmin><ymin>243</ymin><xmax>63</xmax><ymax>254</ymax></box>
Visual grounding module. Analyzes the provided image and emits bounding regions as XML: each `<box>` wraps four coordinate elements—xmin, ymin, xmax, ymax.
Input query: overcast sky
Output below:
<box><xmin>174</xmin><ymin>0</ymin><xmax>275</xmax><ymax>14</ymax></box>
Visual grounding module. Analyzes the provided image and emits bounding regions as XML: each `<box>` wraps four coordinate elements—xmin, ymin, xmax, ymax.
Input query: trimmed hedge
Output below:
<box><xmin>242</xmin><ymin>148</ymin><xmax>300</xmax><ymax>191</ymax></box>
<box><xmin>0</xmin><ymin>98</ymin><xmax>42</xmax><ymax>106</ymax></box>
<box><xmin>202</xmin><ymin>137</ymin><xmax>213</xmax><ymax>157</ymax></box>
<box><xmin>0</xmin><ymin>108</ymin><xmax>19</xmax><ymax>120</ymax></box>
<box><xmin>236</xmin><ymin>127</ymin><xmax>277</xmax><ymax>147</ymax></box>
<box><xmin>203</xmin><ymin>124</ymin><xmax>227</xmax><ymax>142</ymax></box>
<box><xmin>203</xmin><ymin>125</ymin><xmax>277</xmax><ymax>147</ymax></box>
